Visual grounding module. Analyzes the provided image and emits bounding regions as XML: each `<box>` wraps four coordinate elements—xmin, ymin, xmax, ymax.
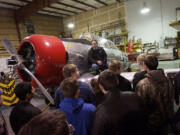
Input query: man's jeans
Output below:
<box><xmin>91</xmin><ymin>62</ymin><xmax>108</xmax><ymax>74</ymax></box>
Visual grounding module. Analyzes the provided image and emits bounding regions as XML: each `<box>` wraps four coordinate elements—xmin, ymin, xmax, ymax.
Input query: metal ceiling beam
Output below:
<box><xmin>42</xmin><ymin>9</ymin><xmax>70</xmax><ymax>16</ymax></box>
<box><xmin>0</xmin><ymin>6</ymin><xmax>15</xmax><ymax>11</ymax></box>
<box><xmin>71</xmin><ymin>0</ymin><xmax>97</xmax><ymax>9</ymax></box>
<box><xmin>17</xmin><ymin>0</ymin><xmax>30</xmax><ymax>3</ymax></box>
<box><xmin>48</xmin><ymin>5</ymin><xmax>77</xmax><ymax>14</ymax></box>
<box><xmin>56</xmin><ymin>1</ymin><xmax>87</xmax><ymax>12</ymax></box>
<box><xmin>176</xmin><ymin>7</ymin><xmax>180</xmax><ymax>10</ymax></box>
<box><xmin>17</xmin><ymin>0</ymin><xmax>69</xmax><ymax>16</ymax></box>
<box><xmin>94</xmin><ymin>0</ymin><xmax>108</xmax><ymax>6</ymax></box>
<box><xmin>15</xmin><ymin>0</ymin><xmax>59</xmax><ymax>22</ymax></box>
<box><xmin>37</xmin><ymin>12</ymin><xmax>63</xmax><ymax>18</ymax></box>
<box><xmin>0</xmin><ymin>1</ymin><xmax>63</xmax><ymax>18</ymax></box>
<box><xmin>0</xmin><ymin>1</ymin><xmax>23</xmax><ymax>7</ymax></box>
<box><xmin>36</xmin><ymin>12</ymin><xmax>64</xmax><ymax>18</ymax></box>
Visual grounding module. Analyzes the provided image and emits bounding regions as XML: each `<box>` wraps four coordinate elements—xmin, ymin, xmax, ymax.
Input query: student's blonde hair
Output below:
<box><xmin>137</xmin><ymin>53</ymin><xmax>146</xmax><ymax>66</ymax></box>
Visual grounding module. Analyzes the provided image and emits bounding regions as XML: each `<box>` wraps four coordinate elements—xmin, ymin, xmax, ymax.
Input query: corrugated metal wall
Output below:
<box><xmin>0</xmin><ymin>8</ymin><xmax>63</xmax><ymax>58</ymax></box>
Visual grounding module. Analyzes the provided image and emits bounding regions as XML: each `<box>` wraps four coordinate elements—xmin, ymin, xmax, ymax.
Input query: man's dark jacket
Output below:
<box><xmin>117</xmin><ymin>74</ymin><xmax>132</xmax><ymax>91</ymax></box>
<box><xmin>133</xmin><ymin>71</ymin><xmax>147</xmax><ymax>90</ymax></box>
<box><xmin>10</xmin><ymin>101</ymin><xmax>41</xmax><ymax>134</ymax></box>
<box><xmin>174</xmin><ymin>71</ymin><xmax>180</xmax><ymax>104</ymax></box>
<box><xmin>88</xmin><ymin>47</ymin><xmax>107</xmax><ymax>65</ymax></box>
<box><xmin>92</xmin><ymin>90</ymin><xmax>147</xmax><ymax>135</ymax></box>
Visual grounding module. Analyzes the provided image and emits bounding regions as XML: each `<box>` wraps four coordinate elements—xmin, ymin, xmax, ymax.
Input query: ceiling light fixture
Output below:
<box><xmin>67</xmin><ymin>23</ymin><xmax>75</xmax><ymax>29</ymax></box>
<box><xmin>140</xmin><ymin>2</ymin><xmax>150</xmax><ymax>14</ymax></box>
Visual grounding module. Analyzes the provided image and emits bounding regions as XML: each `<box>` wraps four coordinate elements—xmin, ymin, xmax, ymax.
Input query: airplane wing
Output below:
<box><xmin>79</xmin><ymin>69</ymin><xmax>180</xmax><ymax>84</ymax></box>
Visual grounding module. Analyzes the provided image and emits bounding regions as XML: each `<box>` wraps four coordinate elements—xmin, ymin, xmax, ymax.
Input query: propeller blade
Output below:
<box><xmin>2</xmin><ymin>38</ymin><xmax>24</xmax><ymax>64</ymax></box>
<box><xmin>19</xmin><ymin>64</ymin><xmax>54</xmax><ymax>104</ymax></box>
<box><xmin>2</xmin><ymin>38</ymin><xmax>18</xmax><ymax>55</ymax></box>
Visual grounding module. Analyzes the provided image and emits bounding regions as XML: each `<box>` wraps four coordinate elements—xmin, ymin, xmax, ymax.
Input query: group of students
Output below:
<box><xmin>0</xmin><ymin>53</ymin><xmax>180</xmax><ymax>135</ymax></box>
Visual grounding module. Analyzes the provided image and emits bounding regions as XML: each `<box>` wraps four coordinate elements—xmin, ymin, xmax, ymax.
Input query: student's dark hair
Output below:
<box><xmin>109</xmin><ymin>60</ymin><xmax>121</xmax><ymax>73</ymax></box>
<box><xmin>14</xmin><ymin>82</ymin><xmax>32</xmax><ymax>100</ymax></box>
<box><xmin>62</xmin><ymin>64</ymin><xmax>77</xmax><ymax>78</ymax></box>
<box><xmin>18</xmin><ymin>110</ymin><xmax>69</xmax><ymax>135</ymax></box>
<box><xmin>144</xmin><ymin>55</ymin><xmax>158</xmax><ymax>70</ymax></box>
<box><xmin>90</xmin><ymin>78</ymin><xmax>101</xmax><ymax>94</ymax></box>
<box><xmin>60</xmin><ymin>77</ymin><xmax>79</xmax><ymax>98</ymax></box>
<box><xmin>98</xmin><ymin>69</ymin><xmax>119</xmax><ymax>91</ymax></box>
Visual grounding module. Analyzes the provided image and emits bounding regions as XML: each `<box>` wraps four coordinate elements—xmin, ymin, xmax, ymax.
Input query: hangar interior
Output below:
<box><xmin>0</xmin><ymin>0</ymin><xmax>180</xmax><ymax>134</ymax></box>
<box><xmin>0</xmin><ymin>0</ymin><xmax>180</xmax><ymax>70</ymax></box>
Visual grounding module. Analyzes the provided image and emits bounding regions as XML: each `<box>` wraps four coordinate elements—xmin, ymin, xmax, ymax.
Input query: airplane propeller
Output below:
<box><xmin>2</xmin><ymin>38</ymin><xmax>54</xmax><ymax>105</ymax></box>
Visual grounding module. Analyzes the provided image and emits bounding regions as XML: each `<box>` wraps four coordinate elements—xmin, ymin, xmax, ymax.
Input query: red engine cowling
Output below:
<box><xmin>17</xmin><ymin>35</ymin><xmax>67</xmax><ymax>88</ymax></box>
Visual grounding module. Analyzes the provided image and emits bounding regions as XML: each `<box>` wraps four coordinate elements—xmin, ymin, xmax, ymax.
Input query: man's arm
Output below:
<box><xmin>135</xmin><ymin>79</ymin><xmax>147</xmax><ymax>99</ymax></box>
<box><xmin>101</xmin><ymin>48</ymin><xmax>107</xmax><ymax>64</ymax></box>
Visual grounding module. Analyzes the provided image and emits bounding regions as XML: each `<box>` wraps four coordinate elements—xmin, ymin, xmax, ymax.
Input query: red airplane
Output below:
<box><xmin>2</xmin><ymin>35</ymin><xmax>67</xmax><ymax>104</ymax></box>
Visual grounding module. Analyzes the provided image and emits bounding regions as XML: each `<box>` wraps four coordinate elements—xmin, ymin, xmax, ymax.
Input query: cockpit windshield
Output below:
<box><xmin>80</xmin><ymin>32</ymin><xmax>119</xmax><ymax>50</ymax></box>
<box><xmin>98</xmin><ymin>38</ymin><xmax>118</xmax><ymax>50</ymax></box>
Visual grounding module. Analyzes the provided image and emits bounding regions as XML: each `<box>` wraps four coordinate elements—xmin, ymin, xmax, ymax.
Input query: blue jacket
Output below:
<box><xmin>58</xmin><ymin>98</ymin><xmax>96</xmax><ymax>135</ymax></box>
<box><xmin>55</xmin><ymin>81</ymin><xmax>96</xmax><ymax>108</ymax></box>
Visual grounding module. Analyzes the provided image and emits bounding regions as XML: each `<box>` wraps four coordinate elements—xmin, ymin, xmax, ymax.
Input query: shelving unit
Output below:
<box><xmin>116</xmin><ymin>43</ymin><xmax>127</xmax><ymax>52</ymax></box>
<box><xmin>108</xmin><ymin>32</ymin><xmax>128</xmax><ymax>52</ymax></box>
<box><xmin>132</xmin><ymin>41</ymin><xmax>142</xmax><ymax>52</ymax></box>
<box><xmin>169</xmin><ymin>20</ymin><xmax>180</xmax><ymax>58</ymax></box>
<box><xmin>170</xmin><ymin>20</ymin><xmax>180</xmax><ymax>30</ymax></box>
<box><xmin>164</xmin><ymin>37</ymin><xmax>177</xmax><ymax>48</ymax></box>
<box><xmin>143</xmin><ymin>43</ymin><xmax>159</xmax><ymax>53</ymax></box>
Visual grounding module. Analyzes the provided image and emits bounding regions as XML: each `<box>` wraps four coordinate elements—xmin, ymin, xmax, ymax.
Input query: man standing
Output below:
<box><xmin>88</xmin><ymin>40</ymin><xmax>107</xmax><ymax>74</ymax></box>
<box><xmin>132</xmin><ymin>53</ymin><xmax>147</xmax><ymax>90</ymax></box>
<box><xmin>135</xmin><ymin>55</ymin><xmax>174</xmax><ymax>135</ymax></box>
<box><xmin>109</xmin><ymin>60</ymin><xmax>132</xmax><ymax>91</ymax></box>
<box><xmin>92</xmin><ymin>70</ymin><xmax>147</xmax><ymax>135</ymax></box>
<box><xmin>18</xmin><ymin>110</ymin><xmax>70</xmax><ymax>135</ymax></box>
<box><xmin>10</xmin><ymin>82</ymin><xmax>41</xmax><ymax>135</ymax></box>
<box><xmin>55</xmin><ymin>64</ymin><xmax>96</xmax><ymax>108</ymax></box>
<box><xmin>58</xmin><ymin>78</ymin><xmax>96</xmax><ymax>135</ymax></box>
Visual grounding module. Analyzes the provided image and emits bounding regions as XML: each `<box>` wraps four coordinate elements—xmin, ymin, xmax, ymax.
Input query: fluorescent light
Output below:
<box><xmin>67</xmin><ymin>23</ymin><xmax>74</xmax><ymax>29</ymax></box>
<box><xmin>141</xmin><ymin>7</ymin><xmax>150</xmax><ymax>14</ymax></box>
<box><xmin>140</xmin><ymin>2</ymin><xmax>150</xmax><ymax>14</ymax></box>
